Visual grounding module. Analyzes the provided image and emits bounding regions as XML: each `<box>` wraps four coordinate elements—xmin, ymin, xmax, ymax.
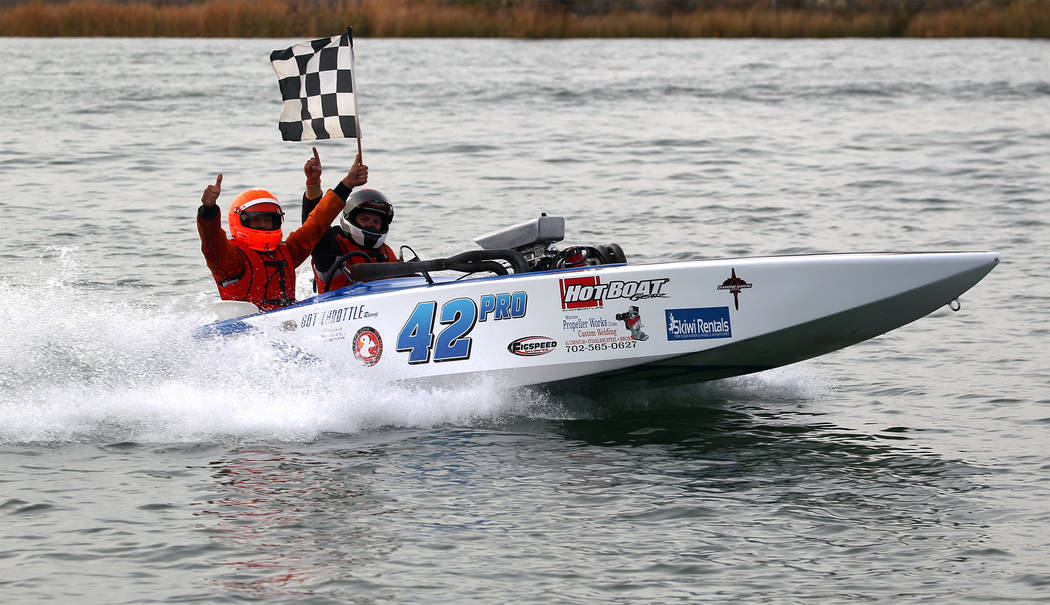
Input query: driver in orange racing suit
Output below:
<box><xmin>301</xmin><ymin>148</ymin><xmax>397</xmax><ymax>293</ymax></box>
<box><xmin>196</xmin><ymin>150</ymin><xmax>368</xmax><ymax>311</ymax></box>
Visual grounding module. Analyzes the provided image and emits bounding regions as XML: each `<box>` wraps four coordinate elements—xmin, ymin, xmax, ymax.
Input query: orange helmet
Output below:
<box><xmin>228</xmin><ymin>189</ymin><xmax>284</xmax><ymax>251</ymax></box>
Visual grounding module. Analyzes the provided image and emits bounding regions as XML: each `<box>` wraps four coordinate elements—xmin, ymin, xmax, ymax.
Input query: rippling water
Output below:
<box><xmin>1</xmin><ymin>37</ymin><xmax>1048</xmax><ymax>603</ymax></box>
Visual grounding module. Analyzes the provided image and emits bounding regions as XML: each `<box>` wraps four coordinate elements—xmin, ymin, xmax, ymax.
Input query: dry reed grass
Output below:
<box><xmin>1</xmin><ymin>0</ymin><xmax>1047</xmax><ymax>38</ymax></box>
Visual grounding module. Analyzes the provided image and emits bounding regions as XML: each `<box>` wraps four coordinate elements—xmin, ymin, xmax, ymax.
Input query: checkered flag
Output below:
<box><xmin>270</xmin><ymin>27</ymin><xmax>359</xmax><ymax>142</ymax></box>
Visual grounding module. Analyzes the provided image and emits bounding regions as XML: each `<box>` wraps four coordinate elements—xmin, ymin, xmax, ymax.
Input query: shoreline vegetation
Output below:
<box><xmin>1</xmin><ymin>0</ymin><xmax>1048</xmax><ymax>38</ymax></box>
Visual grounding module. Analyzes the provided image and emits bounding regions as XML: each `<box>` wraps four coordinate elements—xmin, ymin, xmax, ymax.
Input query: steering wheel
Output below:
<box><xmin>319</xmin><ymin>251</ymin><xmax>373</xmax><ymax>292</ymax></box>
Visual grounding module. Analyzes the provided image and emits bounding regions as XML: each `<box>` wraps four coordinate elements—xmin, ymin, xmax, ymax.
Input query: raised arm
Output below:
<box><xmin>340</xmin><ymin>152</ymin><xmax>368</xmax><ymax>190</ymax></box>
<box><xmin>302</xmin><ymin>146</ymin><xmax>323</xmax><ymax>222</ymax></box>
<box><xmin>196</xmin><ymin>173</ymin><xmax>245</xmax><ymax>280</ymax></box>
<box><xmin>286</xmin><ymin>154</ymin><xmax>369</xmax><ymax>266</ymax></box>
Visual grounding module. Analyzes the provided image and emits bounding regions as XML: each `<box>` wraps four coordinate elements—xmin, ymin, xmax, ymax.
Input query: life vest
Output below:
<box><xmin>216</xmin><ymin>242</ymin><xmax>297</xmax><ymax>311</ymax></box>
<box><xmin>314</xmin><ymin>232</ymin><xmax>396</xmax><ymax>293</ymax></box>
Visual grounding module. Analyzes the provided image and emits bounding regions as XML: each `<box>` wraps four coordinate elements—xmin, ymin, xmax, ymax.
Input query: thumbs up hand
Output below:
<box><xmin>201</xmin><ymin>174</ymin><xmax>222</xmax><ymax>206</ymax></box>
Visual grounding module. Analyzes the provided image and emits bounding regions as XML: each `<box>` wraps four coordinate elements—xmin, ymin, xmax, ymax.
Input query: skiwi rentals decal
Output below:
<box><xmin>353</xmin><ymin>326</ymin><xmax>383</xmax><ymax>366</ymax></box>
<box><xmin>397</xmin><ymin>291</ymin><xmax>528</xmax><ymax>364</ymax></box>
<box><xmin>665</xmin><ymin>307</ymin><xmax>732</xmax><ymax>341</ymax></box>
<box><xmin>559</xmin><ymin>276</ymin><xmax>670</xmax><ymax>310</ymax></box>
<box><xmin>507</xmin><ymin>336</ymin><xmax>558</xmax><ymax>357</ymax></box>
<box><xmin>717</xmin><ymin>269</ymin><xmax>752</xmax><ymax>310</ymax></box>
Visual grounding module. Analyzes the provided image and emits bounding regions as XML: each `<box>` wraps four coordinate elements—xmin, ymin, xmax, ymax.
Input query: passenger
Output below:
<box><xmin>302</xmin><ymin>148</ymin><xmax>397</xmax><ymax>293</ymax></box>
<box><xmin>197</xmin><ymin>151</ymin><xmax>369</xmax><ymax>311</ymax></box>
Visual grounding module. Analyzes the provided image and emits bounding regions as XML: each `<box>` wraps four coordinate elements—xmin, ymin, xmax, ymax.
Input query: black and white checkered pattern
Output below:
<box><xmin>270</xmin><ymin>28</ymin><xmax>358</xmax><ymax>142</ymax></box>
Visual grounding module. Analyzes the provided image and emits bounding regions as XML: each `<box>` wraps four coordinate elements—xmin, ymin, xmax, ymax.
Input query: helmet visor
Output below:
<box><xmin>239</xmin><ymin>210</ymin><xmax>284</xmax><ymax>231</ymax></box>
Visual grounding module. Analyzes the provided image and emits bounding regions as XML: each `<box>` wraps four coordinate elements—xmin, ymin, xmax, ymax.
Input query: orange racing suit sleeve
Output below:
<box><xmin>283</xmin><ymin>188</ymin><xmax>348</xmax><ymax>268</ymax></box>
<box><xmin>196</xmin><ymin>204</ymin><xmax>245</xmax><ymax>282</ymax></box>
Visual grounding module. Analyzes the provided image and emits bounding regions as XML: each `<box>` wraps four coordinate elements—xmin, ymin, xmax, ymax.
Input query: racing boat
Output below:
<box><xmin>195</xmin><ymin>215</ymin><xmax>999</xmax><ymax>390</ymax></box>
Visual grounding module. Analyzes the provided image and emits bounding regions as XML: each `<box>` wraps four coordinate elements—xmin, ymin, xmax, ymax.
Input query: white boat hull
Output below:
<box><xmin>196</xmin><ymin>252</ymin><xmax>999</xmax><ymax>389</ymax></box>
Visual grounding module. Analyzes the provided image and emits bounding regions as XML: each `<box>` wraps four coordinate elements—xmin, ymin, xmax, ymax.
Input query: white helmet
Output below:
<box><xmin>339</xmin><ymin>189</ymin><xmax>394</xmax><ymax>249</ymax></box>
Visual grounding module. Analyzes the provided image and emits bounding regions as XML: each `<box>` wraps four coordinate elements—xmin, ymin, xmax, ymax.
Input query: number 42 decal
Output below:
<box><xmin>396</xmin><ymin>292</ymin><xmax>527</xmax><ymax>364</ymax></box>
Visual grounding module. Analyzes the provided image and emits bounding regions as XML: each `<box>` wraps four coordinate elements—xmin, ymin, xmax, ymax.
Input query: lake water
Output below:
<box><xmin>1</xmin><ymin>37</ymin><xmax>1048</xmax><ymax>603</ymax></box>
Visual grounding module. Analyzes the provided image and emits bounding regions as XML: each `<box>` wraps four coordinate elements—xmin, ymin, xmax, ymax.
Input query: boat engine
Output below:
<box><xmin>342</xmin><ymin>215</ymin><xmax>628</xmax><ymax>284</ymax></box>
<box><xmin>473</xmin><ymin>214</ymin><xmax>626</xmax><ymax>272</ymax></box>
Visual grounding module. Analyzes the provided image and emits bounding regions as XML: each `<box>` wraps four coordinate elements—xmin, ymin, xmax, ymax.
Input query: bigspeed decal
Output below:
<box><xmin>560</xmin><ymin>276</ymin><xmax>670</xmax><ymax>310</ymax></box>
<box><xmin>507</xmin><ymin>336</ymin><xmax>558</xmax><ymax>357</ymax></box>
<box><xmin>397</xmin><ymin>291</ymin><xmax>528</xmax><ymax>364</ymax></box>
<box><xmin>665</xmin><ymin>307</ymin><xmax>732</xmax><ymax>341</ymax></box>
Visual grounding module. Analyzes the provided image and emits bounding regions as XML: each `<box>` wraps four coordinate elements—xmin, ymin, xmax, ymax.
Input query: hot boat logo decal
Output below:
<box><xmin>508</xmin><ymin>336</ymin><xmax>558</xmax><ymax>357</ymax></box>
<box><xmin>717</xmin><ymin>269</ymin><xmax>752</xmax><ymax>310</ymax></box>
<box><xmin>560</xmin><ymin>276</ymin><xmax>670</xmax><ymax>310</ymax></box>
<box><xmin>665</xmin><ymin>307</ymin><xmax>732</xmax><ymax>341</ymax></box>
<box><xmin>561</xmin><ymin>276</ymin><xmax>602</xmax><ymax>310</ymax></box>
<box><xmin>353</xmin><ymin>326</ymin><xmax>383</xmax><ymax>366</ymax></box>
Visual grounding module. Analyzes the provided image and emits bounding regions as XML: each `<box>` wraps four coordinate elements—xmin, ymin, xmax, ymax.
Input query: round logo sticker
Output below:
<box><xmin>353</xmin><ymin>326</ymin><xmax>383</xmax><ymax>366</ymax></box>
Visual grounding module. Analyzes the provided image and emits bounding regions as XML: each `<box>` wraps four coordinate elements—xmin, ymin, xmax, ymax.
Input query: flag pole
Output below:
<box><xmin>347</xmin><ymin>26</ymin><xmax>363</xmax><ymax>162</ymax></box>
